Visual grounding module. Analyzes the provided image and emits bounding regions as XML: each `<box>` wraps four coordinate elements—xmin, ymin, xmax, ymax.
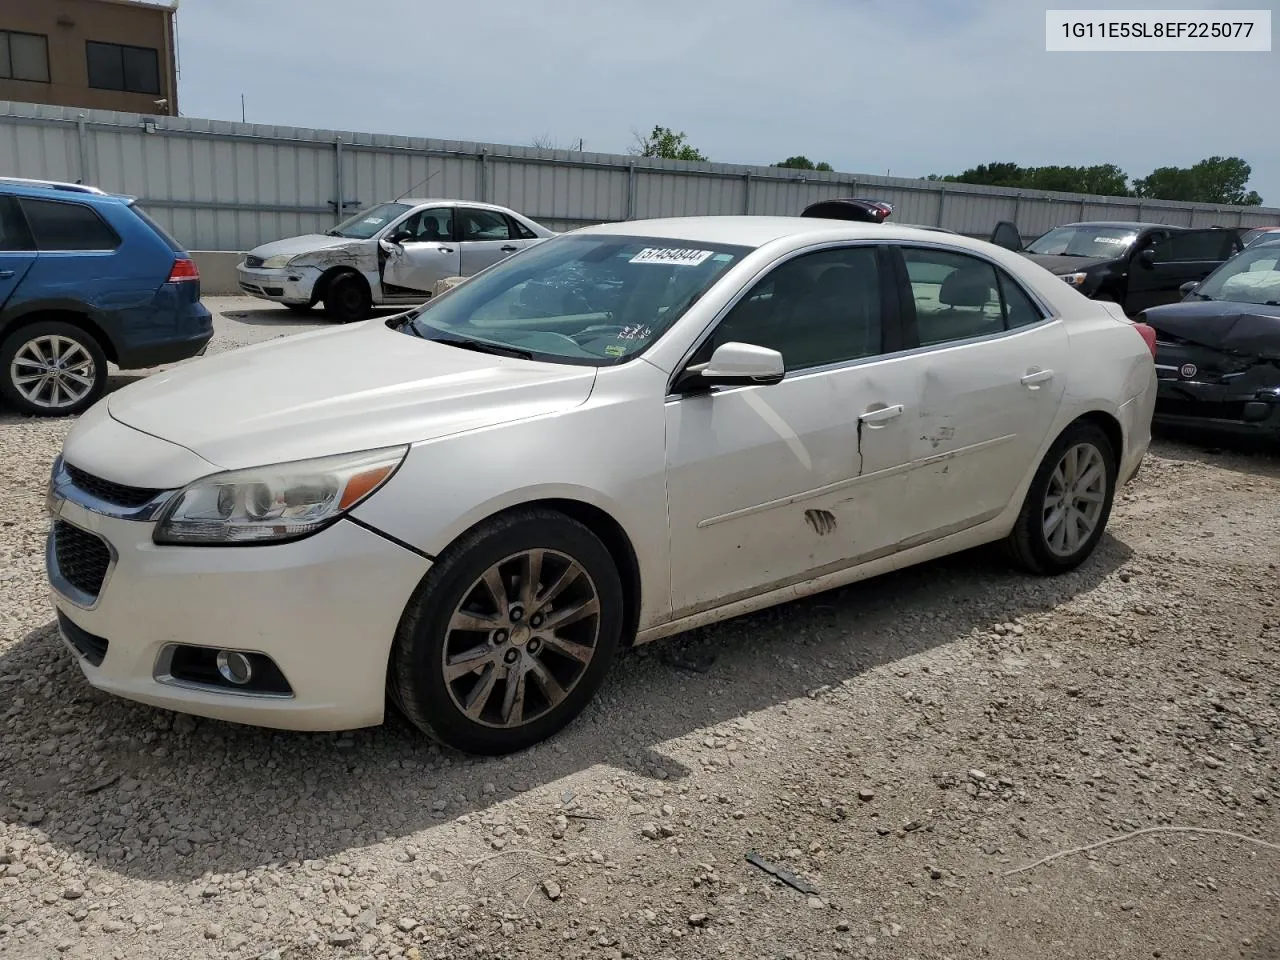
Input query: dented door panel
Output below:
<box><xmin>663</xmin><ymin>355</ymin><xmax>919</xmax><ymax>616</ymax></box>
<box><xmin>902</xmin><ymin>321</ymin><xmax>1069</xmax><ymax>540</ymax></box>
<box><xmin>381</xmin><ymin>240</ymin><xmax>461</xmax><ymax>294</ymax></box>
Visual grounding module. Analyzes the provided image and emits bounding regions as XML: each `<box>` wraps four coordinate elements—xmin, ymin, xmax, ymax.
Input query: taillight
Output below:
<box><xmin>168</xmin><ymin>258</ymin><xmax>199</xmax><ymax>282</ymax></box>
<box><xmin>1132</xmin><ymin>322</ymin><xmax>1157</xmax><ymax>359</ymax></box>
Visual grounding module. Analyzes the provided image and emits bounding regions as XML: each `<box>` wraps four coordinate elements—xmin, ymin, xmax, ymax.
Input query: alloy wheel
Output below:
<box><xmin>442</xmin><ymin>549</ymin><xmax>601</xmax><ymax>729</ymax></box>
<box><xmin>1042</xmin><ymin>442</ymin><xmax>1107</xmax><ymax>557</ymax></box>
<box><xmin>9</xmin><ymin>335</ymin><xmax>97</xmax><ymax>411</ymax></box>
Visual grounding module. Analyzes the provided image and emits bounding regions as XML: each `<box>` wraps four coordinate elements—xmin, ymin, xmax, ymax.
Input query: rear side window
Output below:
<box><xmin>20</xmin><ymin>198</ymin><xmax>121</xmax><ymax>251</ymax></box>
<box><xmin>129</xmin><ymin>204</ymin><xmax>184</xmax><ymax>252</ymax></box>
<box><xmin>0</xmin><ymin>196</ymin><xmax>35</xmax><ymax>251</ymax></box>
<box><xmin>900</xmin><ymin>246</ymin><xmax>1046</xmax><ymax>346</ymax></box>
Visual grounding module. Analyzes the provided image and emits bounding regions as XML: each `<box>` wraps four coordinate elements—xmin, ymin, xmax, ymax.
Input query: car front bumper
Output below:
<box><xmin>1154</xmin><ymin>378</ymin><xmax>1280</xmax><ymax>439</ymax></box>
<box><xmin>236</xmin><ymin>264</ymin><xmax>319</xmax><ymax>305</ymax></box>
<box><xmin>47</xmin><ymin>487</ymin><xmax>431</xmax><ymax>732</ymax></box>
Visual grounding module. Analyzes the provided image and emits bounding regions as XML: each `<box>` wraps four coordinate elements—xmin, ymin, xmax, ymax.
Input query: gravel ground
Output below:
<box><xmin>1</xmin><ymin>298</ymin><xmax>1278</xmax><ymax>960</ymax></box>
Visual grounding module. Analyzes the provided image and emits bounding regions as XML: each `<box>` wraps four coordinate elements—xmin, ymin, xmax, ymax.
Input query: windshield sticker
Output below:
<box><xmin>630</xmin><ymin>247</ymin><xmax>714</xmax><ymax>267</ymax></box>
<box><xmin>363</xmin><ymin>217</ymin><xmax>387</xmax><ymax>225</ymax></box>
<box><xmin>1093</xmin><ymin>236</ymin><xmax>1130</xmax><ymax>245</ymax></box>
<box><xmin>604</xmin><ymin>345</ymin><xmax>626</xmax><ymax>357</ymax></box>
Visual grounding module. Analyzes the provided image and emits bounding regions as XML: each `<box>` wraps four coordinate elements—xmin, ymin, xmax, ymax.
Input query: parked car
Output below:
<box><xmin>48</xmin><ymin>217</ymin><xmax>1157</xmax><ymax>754</ymax></box>
<box><xmin>800</xmin><ymin>197</ymin><xmax>959</xmax><ymax>233</ymax></box>
<box><xmin>1142</xmin><ymin>238</ymin><xmax>1280</xmax><ymax>440</ymax></box>
<box><xmin>1241</xmin><ymin>227</ymin><xmax>1280</xmax><ymax>248</ymax></box>
<box><xmin>0</xmin><ymin>177</ymin><xmax>212</xmax><ymax>417</ymax></box>
<box><xmin>989</xmin><ymin>220</ymin><xmax>1244</xmax><ymax>315</ymax></box>
<box><xmin>236</xmin><ymin>199</ymin><xmax>557</xmax><ymax>323</ymax></box>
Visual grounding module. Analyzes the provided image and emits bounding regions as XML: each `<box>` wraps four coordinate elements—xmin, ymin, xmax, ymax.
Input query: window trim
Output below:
<box><xmin>85</xmin><ymin>39</ymin><xmax>162</xmax><ymax>95</ymax></box>
<box><xmin>666</xmin><ymin>239</ymin><xmax>904</xmax><ymax>398</ymax></box>
<box><xmin>19</xmin><ymin>197</ymin><xmax>122</xmax><ymax>253</ymax></box>
<box><xmin>458</xmin><ymin>206</ymin><xmax>514</xmax><ymax>243</ymax></box>
<box><xmin>884</xmin><ymin>240</ymin><xmax>1057</xmax><ymax>355</ymax></box>
<box><xmin>1</xmin><ymin>30</ymin><xmax>51</xmax><ymax>84</ymax></box>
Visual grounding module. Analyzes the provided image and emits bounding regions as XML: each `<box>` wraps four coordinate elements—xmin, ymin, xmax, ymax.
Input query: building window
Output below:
<box><xmin>86</xmin><ymin>41</ymin><xmax>161</xmax><ymax>95</ymax></box>
<box><xmin>0</xmin><ymin>31</ymin><xmax>51</xmax><ymax>83</ymax></box>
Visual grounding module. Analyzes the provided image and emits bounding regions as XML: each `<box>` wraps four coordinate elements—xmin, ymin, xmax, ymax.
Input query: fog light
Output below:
<box><xmin>215</xmin><ymin>650</ymin><xmax>253</xmax><ymax>686</ymax></box>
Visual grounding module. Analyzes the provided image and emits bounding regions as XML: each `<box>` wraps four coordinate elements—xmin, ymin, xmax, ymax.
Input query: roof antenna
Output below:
<box><xmin>396</xmin><ymin>169</ymin><xmax>441</xmax><ymax>202</ymax></box>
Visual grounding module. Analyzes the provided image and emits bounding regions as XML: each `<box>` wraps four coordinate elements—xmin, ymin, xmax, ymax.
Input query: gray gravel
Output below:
<box><xmin>2</xmin><ymin>298</ymin><xmax>1278</xmax><ymax>960</ymax></box>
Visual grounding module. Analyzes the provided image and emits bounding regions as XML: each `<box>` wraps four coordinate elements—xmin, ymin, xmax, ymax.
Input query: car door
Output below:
<box><xmin>380</xmin><ymin>206</ymin><xmax>460</xmax><ymax>295</ymax></box>
<box><xmin>1126</xmin><ymin>229</ymin><xmax>1242</xmax><ymax>314</ymax></box>
<box><xmin>0</xmin><ymin>196</ymin><xmax>37</xmax><ymax>311</ymax></box>
<box><xmin>887</xmin><ymin>243</ymin><xmax>1069</xmax><ymax>543</ymax></box>
<box><xmin>458</xmin><ymin>207</ymin><xmax>524</xmax><ymax>276</ymax></box>
<box><xmin>664</xmin><ymin>243</ymin><xmax>922</xmax><ymax>616</ymax></box>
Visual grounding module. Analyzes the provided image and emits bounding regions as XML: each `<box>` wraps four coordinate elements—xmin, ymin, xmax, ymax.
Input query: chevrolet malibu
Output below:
<box><xmin>47</xmin><ymin>217</ymin><xmax>1158</xmax><ymax>754</ymax></box>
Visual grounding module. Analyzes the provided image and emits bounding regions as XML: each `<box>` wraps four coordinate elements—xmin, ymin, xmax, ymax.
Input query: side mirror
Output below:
<box><xmin>1137</xmin><ymin>247</ymin><xmax>1156</xmax><ymax>268</ymax></box>
<box><xmin>674</xmin><ymin>342</ymin><xmax>785</xmax><ymax>392</ymax></box>
<box><xmin>1179</xmin><ymin>280</ymin><xmax>1199</xmax><ymax>297</ymax></box>
<box><xmin>990</xmin><ymin>221</ymin><xmax>1023</xmax><ymax>252</ymax></box>
<box><xmin>386</xmin><ymin>230</ymin><xmax>411</xmax><ymax>246</ymax></box>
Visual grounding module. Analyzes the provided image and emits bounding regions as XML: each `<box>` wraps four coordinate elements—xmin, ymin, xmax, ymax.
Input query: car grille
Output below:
<box><xmin>53</xmin><ymin>520</ymin><xmax>112</xmax><ymax>599</ymax></box>
<box><xmin>57</xmin><ymin>610</ymin><xmax>109</xmax><ymax>667</ymax></box>
<box><xmin>245</xmin><ymin>255</ymin><xmax>265</xmax><ymax>268</ymax></box>
<box><xmin>65</xmin><ymin>463</ymin><xmax>163</xmax><ymax>509</ymax></box>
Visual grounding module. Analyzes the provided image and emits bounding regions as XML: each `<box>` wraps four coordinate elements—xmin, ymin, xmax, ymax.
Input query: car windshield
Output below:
<box><xmin>327</xmin><ymin>202</ymin><xmax>412</xmax><ymax>239</ymax></box>
<box><xmin>403</xmin><ymin>234</ymin><xmax>750</xmax><ymax>365</ymax></box>
<box><xmin>1025</xmin><ymin>225</ymin><xmax>1138</xmax><ymax>258</ymax></box>
<box><xmin>1193</xmin><ymin>244</ymin><xmax>1280</xmax><ymax>305</ymax></box>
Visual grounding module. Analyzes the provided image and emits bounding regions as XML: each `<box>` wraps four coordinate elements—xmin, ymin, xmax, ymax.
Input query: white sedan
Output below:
<box><xmin>47</xmin><ymin>217</ymin><xmax>1157</xmax><ymax>754</ymax></box>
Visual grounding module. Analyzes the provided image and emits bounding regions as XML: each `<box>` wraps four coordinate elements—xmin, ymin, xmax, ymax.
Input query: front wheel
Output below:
<box><xmin>323</xmin><ymin>273</ymin><xmax>371</xmax><ymax>324</ymax></box>
<box><xmin>1004</xmin><ymin>421</ymin><xmax>1117</xmax><ymax>575</ymax></box>
<box><xmin>0</xmin><ymin>321</ymin><xmax>107</xmax><ymax>417</ymax></box>
<box><xmin>391</xmin><ymin>509</ymin><xmax>624</xmax><ymax>754</ymax></box>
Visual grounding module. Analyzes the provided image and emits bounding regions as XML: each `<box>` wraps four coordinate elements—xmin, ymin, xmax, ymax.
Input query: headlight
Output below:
<box><xmin>259</xmin><ymin>254</ymin><xmax>296</xmax><ymax>269</ymax></box>
<box><xmin>153</xmin><ymin>446</ymin><xmax>408</xmax><ymax>545</ymax></box>
<box><xmin>1061</xmin><ymin>272</ymin><xmax>1090</xmax><ymax>287</ymax></box>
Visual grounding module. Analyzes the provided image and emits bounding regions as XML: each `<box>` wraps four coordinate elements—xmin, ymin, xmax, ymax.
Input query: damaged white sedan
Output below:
<box><xmin>50</xmin><ymin>217</ymin><xmax>1157</xmax><ymax>754</ymax></box>
<box><xmin>236</xmin><ymin>199</ymin><xmax>556</xmax><ymax>322</ymax></box>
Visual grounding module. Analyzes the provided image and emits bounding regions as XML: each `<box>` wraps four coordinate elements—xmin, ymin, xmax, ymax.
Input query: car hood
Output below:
<box><xmin>1143</xmin><ymin>299</ymin><xmax>1280</xmax><ymax>357</ymax></box>
<box><xmin>105</xmin><ymin>321</ymin><xmax>598</xmax><ymax>471</ymax></box>
<box><xmin>1019</xmin><ymin>253</ymin><xmax>1114</xmax><ymax>275</ymax></box>
<box><xmin>245</xmin><ymin>234</ymin><xmax>371</xmax><ymax>259</ymax></box>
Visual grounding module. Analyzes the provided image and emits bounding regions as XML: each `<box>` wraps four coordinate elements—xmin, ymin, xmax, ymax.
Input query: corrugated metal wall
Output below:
<box><xmin>3</xmin><ymin>100</ymin><xmax>1277</xmax><ymax>252</ymax></box>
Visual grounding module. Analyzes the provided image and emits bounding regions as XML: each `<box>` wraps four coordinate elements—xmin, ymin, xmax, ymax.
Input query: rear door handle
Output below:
<box><xmin>859</xmin><ymin>404</ymin><xmax>904</xmax><ymax>425</ymax></box>
<box><xmin>501</xmin><ymin>245</ymin><xmax>519</xmax><ymax>252</ymax></box>
<box><xmin>437</xmin><ymin>246</ymin><xmax>454</xmax><ymax>254</ymax></box>
<box><xmin>0</xmin><ymin>270</ymin><xmax>14</xmax><ymax>279</ymax></box>
<box><xmin>1021</xmin><ymin>369</ymin><xmax>1054</xmax><ymax>387</ymax></box>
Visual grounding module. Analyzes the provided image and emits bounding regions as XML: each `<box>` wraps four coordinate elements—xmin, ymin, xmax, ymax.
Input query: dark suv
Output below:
<box><xmin>0</xmin><ymin>178</ymin><xmax>213</xmax><ymax>417</ymax></box>
<box><xmin>990</xmin><ymin>220</ymin><xmax>1244</xmax><ymax>315</ymax></box>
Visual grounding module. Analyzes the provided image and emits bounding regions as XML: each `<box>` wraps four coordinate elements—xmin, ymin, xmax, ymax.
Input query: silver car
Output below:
<box><xmin>236</xmin><ymin>199</ymin><xmax>556</xmax><ymax>322</ymax></box>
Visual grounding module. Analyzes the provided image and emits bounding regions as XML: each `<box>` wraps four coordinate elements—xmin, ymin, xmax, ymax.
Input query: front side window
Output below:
<box><xmin>460</xmin><ymin>209</ymin><xmax>513</xmax><ymax>242</ymax></box>
<box><xmin>1192</xmin><ymin>245</ymin><xmax>1280</xmax><ymax>306</ymax></box>
<box><xmin>86</xmin><ymin>41</ymin><xmax>161</xmax><ymax>95</ymax></box>
<box><xmin>327</xmin><ymin>202</ymin><xmax>412</xmax><ymax>240</ymax></box>
<box><xmin>1</xmin><ymin>31</ymin><xmax>50</xmax><ymax>83</ymax></box>
<box><xmin>395</xmin><ymin>207</ymin><xmax>453</xmax><ymax>242</ymax></box>
<box><xmin>1025</xmin><ymin>225</ymin><xmax>1137</xmax><ymax>258</ymax></box>
<box><xmin>703</xmin><ymin>246</ymin><xmax>883</xmax><ymax>372</ymax></box>
<box><xmin>901</xmin><ymin>247</ymin><xmax>1044</xmax><ymax>346</ymax></box>
<box><xmin>20</xmin><ymin>199</ymin><xmax>120</xmax><ymax>251</ymax></box>
<box><xmin>404</xmin><ymin>234</ymin><xmax>749</xmax><ymax>365</ymax></box>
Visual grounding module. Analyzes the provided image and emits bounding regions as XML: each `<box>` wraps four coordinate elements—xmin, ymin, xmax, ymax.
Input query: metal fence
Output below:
<box><xmin>3</xmin><ymin>100</ymin><xmax>1278</xmax><ymax>253</ymax></box>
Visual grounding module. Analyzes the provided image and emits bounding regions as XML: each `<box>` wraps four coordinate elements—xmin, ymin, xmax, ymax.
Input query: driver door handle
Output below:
<box><xmin>501</xmin><ymin>245</ymin><xmax>519</xmax><ymax>252</ymax></box>
<box><xmin>0</xmin><ymin>270</ymin><xmax>13</xmax><ymax>279</ymax></box>
<box><xmin>437</xmin><ymin>246</ymin><xmax>454</xmax><ymax>253</ymax></box>
<box><xmin>1021</xmin><ymin>369</ymin><xmax>1055</xmax><ymax>387</ymax></box>
<box><xmin>859</xmin><ymin>404</ymin><xmax>904</xmax><ymax>425</ymax></box>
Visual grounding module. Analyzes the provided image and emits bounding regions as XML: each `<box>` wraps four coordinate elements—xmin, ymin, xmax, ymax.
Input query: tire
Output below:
<box><xmin>391</xmin><ymin>508</ymin><xmax>624</xmax><ymax>755</ymax></box>
<box><xmin>0</xmin><ymin>321</ymin><xmax>107</xmax><ymax>418</ymax></box>
<box><xmin>323</xmin><ymin>273</ymin><xmax>371</xmax><ymax>324</ymax></box>
<box><xmin>283</xmin><ymin>303</ymin><xmax>314</xmax><ymax>315</ymax></box>
<box><xmin>1004</xmin><ymin>420</ymin><xmax>1117</xmax><ymax>575</ymax></box>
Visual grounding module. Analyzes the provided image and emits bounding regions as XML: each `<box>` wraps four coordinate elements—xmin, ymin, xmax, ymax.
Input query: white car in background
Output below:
<box><xmin>236</xmin><ymin>199</ymin><xmax>556</xmax><ymax>322</ymax></box>
<box><xmin>49</xmin><ymin>216</ymin><xmax>1157</xmax><ymax>755</ymax></box>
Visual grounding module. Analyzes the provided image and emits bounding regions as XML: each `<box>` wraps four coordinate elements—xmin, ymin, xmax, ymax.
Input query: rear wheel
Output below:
<box><xmin>323</xmin><ymin>273</ymin><xmax>371</xmax><ymax>323</ymax></box>
<box><xmin>1004</xmin><ymin>421</ymin><xmax>1117</xmax><ymax>575</ymax></box>
<box><xmin>0</xmin><ymin>321</ymin><xmax>107</xmax><ymax>417</ymax></box>
<box><xmin>391</xmin><ymin>509</ymin><xmax>624</xmax><ymax>755</ymax></box>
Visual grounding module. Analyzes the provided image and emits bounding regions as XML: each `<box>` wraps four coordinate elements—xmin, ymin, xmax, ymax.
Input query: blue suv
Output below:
<box><xmin>0</xmin><ymin>178</ymin><xmax>213</xmax><ymax>417</ymax></box>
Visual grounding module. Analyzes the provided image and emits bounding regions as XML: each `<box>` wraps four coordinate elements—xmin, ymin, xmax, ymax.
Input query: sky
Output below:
<box><xmin>172</xmin><ymin>0</ymin><xmax>1280</xmax><ymax>205</ymax></box>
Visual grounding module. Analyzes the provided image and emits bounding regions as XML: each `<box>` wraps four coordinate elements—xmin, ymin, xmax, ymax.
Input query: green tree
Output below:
<box><xmin>1133</xmin><ymin>156</ymin><xmax>1262</xmax><ymax>205</ymax></box>
<box><xmin>629</xmin><ymin>125</ymin><xmax>707</xmax><ymax>162</ymax></box>
<box><xmin>927</xmin><ymin>161</ymin><xmax>1130</xmax><ymax>197</ymax></box>
<box><xmin>773</xmin><ymin>156</ymin><xmax>834</xmax><ymax>172</ymax></box>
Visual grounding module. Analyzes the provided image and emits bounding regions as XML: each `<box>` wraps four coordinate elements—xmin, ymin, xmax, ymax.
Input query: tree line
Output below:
<box><xmin>536</xmin><ymin>127</ymin><xmax>1267</xmax><ymax>207</ymax></box>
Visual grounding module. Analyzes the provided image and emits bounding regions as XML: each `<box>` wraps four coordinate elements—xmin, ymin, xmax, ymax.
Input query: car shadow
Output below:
<box><xmin>1151</xmin><ymin>427</ymin><xmax>1280</xmax><ymax>479</ymax></box>
<box><xmin>0</xmin><ymin>536</ymin><xmax>1132</xmax><ymax>884</ymax></box>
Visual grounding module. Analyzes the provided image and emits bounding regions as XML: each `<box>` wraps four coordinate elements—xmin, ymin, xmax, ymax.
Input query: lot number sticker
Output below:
<box><xmin>630</xmin><ymin>247</ymin><xmax>714</xmax><ymax>266</ymax></box>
